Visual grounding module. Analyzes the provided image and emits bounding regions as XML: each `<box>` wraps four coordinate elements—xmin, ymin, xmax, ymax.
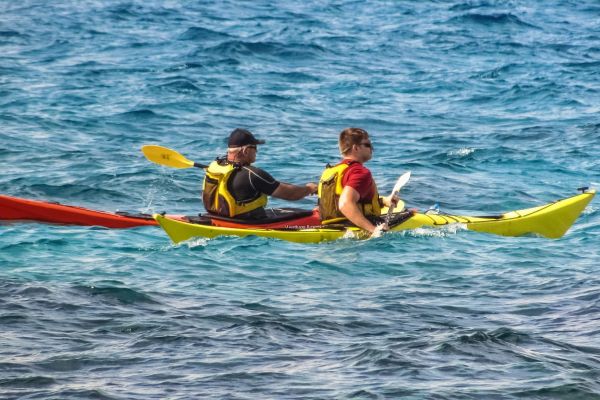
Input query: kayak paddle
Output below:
<box><xmin>385</xmin><ymin>171</ymin><xmax>411</xmax><ymax>225</ymax></box>
<box><xmin>141</xmin><ymin>145</ymin><xmax>207</xmax><ymax>169</ymax></box>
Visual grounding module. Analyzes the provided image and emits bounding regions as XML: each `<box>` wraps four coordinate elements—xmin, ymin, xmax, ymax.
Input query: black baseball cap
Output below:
<box><xmin>227</xmin><ymin>128</ymin><xmax>266</xmax><ymax>147</ymax></box>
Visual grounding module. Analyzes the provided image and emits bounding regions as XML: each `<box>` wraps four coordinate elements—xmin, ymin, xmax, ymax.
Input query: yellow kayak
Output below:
<box><xmin>154</xmin><ymin>189</ymin><xmax>595</xmax><ymax>244</ymax></box>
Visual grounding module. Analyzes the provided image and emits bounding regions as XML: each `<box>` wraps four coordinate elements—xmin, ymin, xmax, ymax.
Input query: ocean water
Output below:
<box><xmin>1</xmin><ymin>1</ymin><xmax>599</xmax><ymax>398</ymax></box>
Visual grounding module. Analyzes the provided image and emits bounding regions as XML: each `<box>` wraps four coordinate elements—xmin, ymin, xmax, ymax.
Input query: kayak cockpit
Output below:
<box><xmin>184</xmin><ymin>207</ymin><xmax>320</xmax><ymax>229</ymax></box>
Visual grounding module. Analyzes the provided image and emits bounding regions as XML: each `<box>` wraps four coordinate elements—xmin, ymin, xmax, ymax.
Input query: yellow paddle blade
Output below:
<box><xmin>141</xmin><ymin>145</ymin><xmax>197</xmax><ymax>169</ymax></box>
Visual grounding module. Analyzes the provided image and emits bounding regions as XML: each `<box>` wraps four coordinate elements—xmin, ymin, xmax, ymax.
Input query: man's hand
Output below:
<box><xmin>273</xmin><ymin>182</ymin><xmax>317</xmax><ymax>200</ymax></box>
<box><xmin>306</xmin><ymin>182</ymin><xmax>318</xmax><ymax>195</ymax></box>
<box><xmin>381</xmin><ymin>194</ymin><xmax>399</xmax><ymax>208</ymax></box>
<box><xmin>371</xmin><ymin>222</ymin><xmax>389</xmax><ymax>238</ymax></box>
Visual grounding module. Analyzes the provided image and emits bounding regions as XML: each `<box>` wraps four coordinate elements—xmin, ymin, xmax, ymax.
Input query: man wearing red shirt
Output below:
<box><xmin>318</xmin><ymin>127</ymin><xmax>397</xmax><ymax>234</ymax></box>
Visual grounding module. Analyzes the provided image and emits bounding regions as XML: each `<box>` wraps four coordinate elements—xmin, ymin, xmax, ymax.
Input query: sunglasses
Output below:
<box><xmin>359</xmin><ymin>142</ymin><xmax>373</xmax><ymax>149</ymax></box>
<box><xmin>245</xmin><ymin>145</ymin><xmax>257</xmax><ymax>150</ymax></box>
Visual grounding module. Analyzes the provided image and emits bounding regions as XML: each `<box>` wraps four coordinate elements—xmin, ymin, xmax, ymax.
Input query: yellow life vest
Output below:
<box><xmin>202</xmin><ymin>160</ymin><xmax>268</xmax><ymax>217</ymax></box>
<box><xmin>317</xmin><ymin>162</ymin><xmax>381</xmax><ymax>224</ymax></box>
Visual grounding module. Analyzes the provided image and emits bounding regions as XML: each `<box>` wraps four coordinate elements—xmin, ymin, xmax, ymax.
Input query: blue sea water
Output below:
<box><xmin>1</xmin><ymin>0</ymin><xmax>599</xmax><ymax>398</ymax></box>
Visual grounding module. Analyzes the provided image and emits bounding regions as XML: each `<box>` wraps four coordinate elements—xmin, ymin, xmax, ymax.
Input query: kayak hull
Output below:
<box><xmin>0</xmin><ymin>194</ymin><xmax>161</xmax><ymax>228</ymax></box>
<box><xmin>395</xmin><ymin>190</ymin><xmax>594</xmax><ymax>239</ymax></box>
<box><xmin>155</xmin><ymin>214</ymin><xmax>352</xmax><ymax>244</ymax></box>
<box><xmin>154</xmin><ymin>190</ymin><xmax>595</xmax><ymax>244</ymax></box>
<box><xmin>0</xmin><ymin>194</ymin><xmax>319</xmax><ymax>229</ymax></box>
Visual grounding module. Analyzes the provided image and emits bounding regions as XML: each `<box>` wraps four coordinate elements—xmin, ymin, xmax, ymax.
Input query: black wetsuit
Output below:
<box><xmin>228</xmin><ymin>165</ymin><xmax>280</xmax><ymax>219</ymax></box>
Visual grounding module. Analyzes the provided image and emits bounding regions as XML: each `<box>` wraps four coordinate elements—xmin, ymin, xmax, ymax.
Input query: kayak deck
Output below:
<box><xmin>393</xmin><ymin>189</ymin><xmax>594</xmax><ymax>239</ymax></box>
<box><xmin>154</xmin><ymin>190</ymin><xmax>595</xmax><ymax>244</ymax></box>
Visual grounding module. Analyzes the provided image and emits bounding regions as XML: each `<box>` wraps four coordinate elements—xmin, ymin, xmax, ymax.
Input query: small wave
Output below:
<box><xmin>180</xmin><ymin>237</ymin><xmax>209</xmax><ymax>248</ymax></box>
<box><xmin>206</xmin><ymin>40</ymin><xmax>325</xmax><ymax>59</ymax></box>
<box><xmin>511</xmin><ymin>383</ymin><xmax>600</xmax><ymax>399</ymax></box>
<box><xmin>583</xmin><ymin>205</ymin><xmax>597</xmax><ymax>216</ymax></box>
<box><xmin>68</xmin><ymin>60</ymin><xmax>104</xmax><ymax>70</ymax></box>
<box><xmin>73</xmin><ymin>285</ymin><xmax>160</xmax><ymax>305</ymax></box>
<box><xmin>435</xmin><ymin>327</ymin><xmax>540</xmax><ymax>360</ymax></box>
<box><xmin>105</xmin><ymin>3</ymin><xmax>144</xmax><ymax>20</ymax></box>
<box><xmin>157</xmin><ymin>79</ymin><xmax>201</xmax><ymax>93</ymax></box>
<box><xmin>266</xmin><ymin>71</ymin><xmax>321</xmax><ymax>83</ymax></box>
<box><xmin>0</xmin><ymin>314</ymin><xmax>28</xmax><ymax>324</ymax></box>
<box><xmin>458</xmin><ymin>327</ymin><xmax>532</xmax><ymax>345</ymax></box>
<box><xmin>258</xmin><ymin>93</ymin><xmax>294</xmax><ymax>102</ymax></box>
<box><xmin>0</xmin><ymin>375</ymin><xmax>56</xmax><ymax>388</ymax></box>
<box><xmin>16</xmin><ymin>286</ymin><xmax>52</xmax><ymax>296</ymax></box>
<box><xmin>401</xmin><ymin>224</ymin><xmax>467</xmax><ymax>238</ymax></box>
<box><xmin>498</xmin><ymin>82</ymin><xmax>563</xmax><ymax>102</ymax></box>
<box><xmin>202</xmin><ymin>57</ymin><xmax>241</xmax><ymax>67</ymax></box>
<box><xmin>163</xmin><ymin>62</ymin><xmax>205</xmax><ymax>72</ymax></box>
<box><xmin>18</xmin><ymin>184</ymin><xmax>124</xmax><ymax>202</ymax></box>
<box><xmin>578</xmin><ymin>123</ymin><xmax>600</xmax><ymax>137</ymax></box>
<box><xmin>519</xmin><ymin>125</ymin><xmax>555</xmax><ymax>138</ymax></box>
<box><xmin>0</xmin><ymin>30</ymin><xmax>21</xmax><ymax>37</ymax></box>
<box><xmin>57</xmin><ymin>389</ymin><xmax>118</xmax><ymax>400</ymax></box>
<box><xmin>344</xmin><ymin>348</ymin><xmax>408</xmax><ymax>368</ymax></box>
<box><xmin>36</xmin><ymin>353</ymin><xmax>144</xmax><ymax>373</ymax></box>
<box><xmin>131</xmin><ymin>334</ymin><xmax>196</xmax><ymax>348</ymax></box>
<box><xmin>472</xmin><ymin>63</ymin><xmax>520</xmax><ymax>79</ymax></box>
<box><xmin>0</xmin><ymin>32</ymin><xmax>29</xmax><ymax>47</ymax></box>
<box><xmin>74</xmin><ymin>65</ymin><xmax>151</xmax><ymax>77</ymax></box>
<box><xmin>447</xmin><ymin>147</ymin><xmax>475</xmax><ymax>157</ymax></box>
<box><xmin>545</xmin><ymin>43</ymin><xmax>579</xmax><ymax>53</ymax></box>
<box><xmin>449</xmin><ymin>3</ymin><xmax>484</xmax><ymax>12</ymax></box>
<box><xmin>114</xmin><ymin>109</ymin><xmax>171</xmax><ymax>120</ymax></box>
<box><xmin>450</xmin><ymin>13</ymin><xmax>539</xmax><ymax>29</ymax></box>
<box><xmin>341</xmin><ymin>117</ymin><xmax>398</xmax><ymax>128</ymax></box>
<box><xmin>347</xmin><ymin>389</ymin><xmax>381</xmax><ymax>399</ymax></box>
<box><xmin>206</xmin><ymin>40</ymin><xmax>274</xmax><ymax>56</ymax></box>
<box><xmin>563</xmin><ymin>60</ymin><xmax>600</xmax><ymax>69</ymax></box>
<box><xmin>248</xmin><ymin>318</ymin><xmax>304</xmax><ymax>335</ymax></box>
<box><xmin>178</xmin><ymin>27</ymin><xmax>231</xmax><ymax>41</ymax></box>
<box><xmin>1</xmin><ymin>237</ymin><xmax>70</xmax><ymax>250</ymax></box>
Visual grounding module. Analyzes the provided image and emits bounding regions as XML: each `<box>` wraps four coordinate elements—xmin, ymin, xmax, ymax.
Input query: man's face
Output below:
<box><xmin>356</xmin><ymin>139</ymin><xmax>373</xmax><ymax>162</ymax></box>
<box><xmin>243</xmin><ymin>145</ymin><xmax>257</xmax><ymax>164</ymax></box>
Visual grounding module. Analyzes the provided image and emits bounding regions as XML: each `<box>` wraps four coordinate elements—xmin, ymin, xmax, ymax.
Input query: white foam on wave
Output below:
<box><xmin>447</xmin><ymin>147</ymin><xmax>475</xmax><ymax>157</ymax></box>
<box><xmin>402</xmin><ymin>223</ymin><xmax>467</xmax><ymax>238</ymax></box>
<box><xmin>583</xmin><ymin>186</ymin><xmax>597</xmax><ymax>216</ymax></box>
<box><xmin>342</xmin><ymin>229</ymin><xmax>358</xmax><ymax>240</ymax></box>
<box><xmin>180</xmin><ymin>237</ymin><xmax>209</xmax><ymax>248</ymax></box>
<box><xmin>583</xmin><ymin>205</ymin><xmax>597</xmax><ymax>216</ymax></box>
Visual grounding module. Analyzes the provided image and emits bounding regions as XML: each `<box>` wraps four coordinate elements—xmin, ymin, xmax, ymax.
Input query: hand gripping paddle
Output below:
<box><xmin>385</xmin><ymin>171</ymin><xmax>411</xmax><ymax>225</ymax></box>
<box><xmin>141</xmin><ymin>145</ymin><xmax>207</xmax><ymax>169</ymax></box>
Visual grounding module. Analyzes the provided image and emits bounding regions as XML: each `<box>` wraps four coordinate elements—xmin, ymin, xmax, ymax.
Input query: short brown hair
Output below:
<box><xmin>339</xmin><ymin>127</ymin><xmax>369</xmax><ymax>155</ymax></box>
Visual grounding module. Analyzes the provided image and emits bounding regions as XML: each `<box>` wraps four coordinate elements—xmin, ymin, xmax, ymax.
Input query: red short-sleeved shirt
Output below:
<box><xmin>340</xmin><ymin>159</ymin><xmax>377</xmax><ymax>203</ymax></box>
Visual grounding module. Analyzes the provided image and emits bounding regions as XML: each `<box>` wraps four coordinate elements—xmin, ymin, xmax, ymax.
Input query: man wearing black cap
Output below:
<box><xmin>202</xmin><ymin>128</ymin><xmax>317</xmax><ymax>219</ymax></box>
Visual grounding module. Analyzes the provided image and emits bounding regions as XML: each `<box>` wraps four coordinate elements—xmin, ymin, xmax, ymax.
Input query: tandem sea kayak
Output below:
<box><xmin>154</xmin><ymin>189</ymin><xmax>596</xmax><ymax>244</ymax></box>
